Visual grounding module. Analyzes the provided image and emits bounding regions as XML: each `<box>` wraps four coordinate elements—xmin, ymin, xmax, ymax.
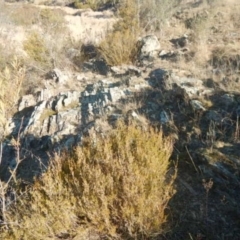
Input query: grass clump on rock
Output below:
<box><xmin>2</xmin><ymin>122</ymin><xmax>175</xmax><ymax>239</ymax></box>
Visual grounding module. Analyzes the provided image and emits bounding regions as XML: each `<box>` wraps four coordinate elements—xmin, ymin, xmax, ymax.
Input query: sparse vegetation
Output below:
<box><xmin>1</xmin><ymin>122</ymin><xmax>175</xmax><ymax>239</ymax></box>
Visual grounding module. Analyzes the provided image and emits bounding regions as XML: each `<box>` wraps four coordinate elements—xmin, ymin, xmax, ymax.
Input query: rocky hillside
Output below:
<box><xmin>0</xmin><ymin>0</ymin><xmax>240</xmax><ymax>239</ymax></box>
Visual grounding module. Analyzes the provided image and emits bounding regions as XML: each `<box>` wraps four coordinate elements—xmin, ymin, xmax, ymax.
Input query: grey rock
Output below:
<box><xmin>149</xmin><ymin>69</ymin><xmax>213</xmax><ymax>98</ymax></box>
<box><xmin>171</xmin><ymin>75</ymin><xmax>212</xmax><ymax>97</ymax></box>
<box><xmin>111</xmin><ymin>65</ymin><xmax>141</xmax><ymax>77</ymax></box>
<box><xmin>76</xmin><ymin>74</ymin><xmax>88</xmax><ymax>81</ymax></box>
<box><xmin>139</xmin><ymin>35</ymin><xmax>161</xmax><ymax>59</ymax></box>
<box><xmin>160</xmin><ymin>110</ymin><xmax>170</xmax><ymax>124</ymax></box>
<box><xmin>66</xmin><ymin>48</ymin><xmax>80</xmax><ymax>60</ymax></box>
<box><xmin>159</xmin><ymin>50</ymin><xmax>168</xmax><ymax>57</ymax></box>
<box><xmin>37</xmin><ymin>89</ymin><xmax>53</xmax><ymax>102</ymax></box>
<box><xmin>190</xmin><ymin>100</ymin><xmax>206</xmax><ymax>111</ymax></box>
<box><xmin>54</xmin><ymin>95</ymin><xmax>66</xmax><ymax>112</ymax></box>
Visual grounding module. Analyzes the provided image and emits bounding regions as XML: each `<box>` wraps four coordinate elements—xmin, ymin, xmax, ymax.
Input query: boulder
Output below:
<box><xmin>139</xmin><ymin>35</ymin><xmax>161</xmax><ymax>59</ymax></box>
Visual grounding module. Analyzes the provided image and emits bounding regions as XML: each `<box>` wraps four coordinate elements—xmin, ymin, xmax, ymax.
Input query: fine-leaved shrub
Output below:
<box><xmin>23</xmin><ymin>32</ymin><xmax>50</xmax><ymax>67</ymax></box>
<box><xmin>98</xmin><ymin>0</ymin><xmax>139</xmax><ymax>66</ymax></box>
<box><xmin>2</xmin><ymin>122</ymin><xmax>176</xmax><ymax>239</ymax></box>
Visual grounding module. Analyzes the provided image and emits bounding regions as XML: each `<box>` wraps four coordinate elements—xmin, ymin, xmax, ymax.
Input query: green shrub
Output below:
<box><xmin>2</xmin><ymin>122</ymin><xmax>176</xmax><ymax>239</ymax></box>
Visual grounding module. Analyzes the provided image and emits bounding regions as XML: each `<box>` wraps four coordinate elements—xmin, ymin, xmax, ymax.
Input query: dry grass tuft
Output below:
<box><xmin>2</xmin><ymin>121</ymin><xmax>176</xmax><ymax>239</ymax></box>
<box><xmin>98</xmin><ymin>0</ymin><xmax>139</xmax><ymax>66</ymax></box>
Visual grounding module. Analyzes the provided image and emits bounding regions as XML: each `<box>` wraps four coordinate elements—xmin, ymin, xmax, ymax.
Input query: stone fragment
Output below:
<box><xmin>139</xmin><ymin>35</ymin><xmax>161</xmax><ymax>59</ymax></box>
<box><xmin>160</xmin><ymin>110</ymin><xmax>170</xmax><ymax>124</ymax></box>
<box><xmin>190</xmin><ymin>100</ymin><xmax>206</xmax><ymax>111</ymax></box>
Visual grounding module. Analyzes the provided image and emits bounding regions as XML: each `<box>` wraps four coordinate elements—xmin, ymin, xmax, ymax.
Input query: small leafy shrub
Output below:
<box><xmin>98</xmin><ymin>0</ymin><xmax>139</xmax><ymax>66</ymax></box>
<box><xmin>23</xmin><ymin>32</ymin><xmax>50</xmax><ymax>67</ymax></box>
<box><xmin>2</xmin><ymin>122</ymin><xmax>175</xmax><ymax>239</ymax></box>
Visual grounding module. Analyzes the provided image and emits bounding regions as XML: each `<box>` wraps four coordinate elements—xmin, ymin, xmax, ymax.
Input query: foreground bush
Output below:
<box><xmin>2</xmin><ymin>122</ymin><xmax>175</xmax><ymax>239</ymax></box>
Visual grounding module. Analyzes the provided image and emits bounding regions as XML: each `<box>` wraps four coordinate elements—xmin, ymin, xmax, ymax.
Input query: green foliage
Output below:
<box><xmin>2</xmin><ymin>122</ymin><xmax>175</xmax><ymax>239</ymax></box>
